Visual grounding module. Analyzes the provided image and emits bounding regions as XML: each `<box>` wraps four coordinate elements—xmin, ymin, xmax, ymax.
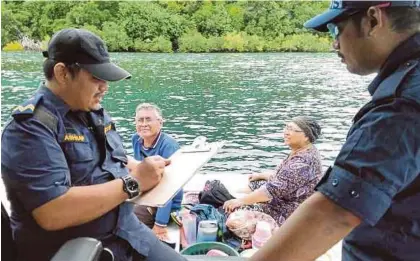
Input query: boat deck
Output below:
<box><xmin>177</xmin><ymin>174</ymin><xmax>342</xmax><ymax>260</ymax></box>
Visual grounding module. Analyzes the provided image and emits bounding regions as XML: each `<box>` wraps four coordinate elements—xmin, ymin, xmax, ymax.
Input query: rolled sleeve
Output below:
<box><xmin>316</xmin><ymin>166</ymin><xmax>392</xmax><ymax>226</ymax></box>
<box><xmin>1</xmin><ymin>119</ymin><xmax>70</xmax><ymax>212</ymax></box>
<box><xmin>317</xmin><ymin>102</ymin><xmax>420</xmax><ymax>226</ymax></box>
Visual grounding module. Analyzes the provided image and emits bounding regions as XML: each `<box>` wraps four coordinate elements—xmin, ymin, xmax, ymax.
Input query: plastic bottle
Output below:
<box><xmin>182</xmin><ymin>212</ymin><xmax>197</xmax><ymax>245</ymax></box>
<box><xmin>197</xmin><ymin>220</ymin><xmax>218</xmax><ymax>242</ymax></box>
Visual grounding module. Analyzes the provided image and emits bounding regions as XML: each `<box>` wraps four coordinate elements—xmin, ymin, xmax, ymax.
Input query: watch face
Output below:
<box><xmin>127</xmin><ymin>179</ymin><xmax>139</xmax><ymax>192</ymax></box>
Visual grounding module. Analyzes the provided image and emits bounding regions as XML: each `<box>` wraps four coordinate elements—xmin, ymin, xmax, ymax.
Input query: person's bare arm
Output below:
<box><xmin>261</xmin><ymin>172</ymin><xmax>273</xmax><ymax>180</ymax></box>
<box><xmin>224</xmin><ymin>188</ymin><xmax>271</xmax><ymax>212</ymax></box>
<box><xmin>241</xmin><ymin>188</ymin><xmax>271</xmax><ymax>205</ymax></box>
<box><xmin>32</xmin><ymin>156</ymin><xmax>169</xmax><ymax>231</ymax></box>
<box><xmin>249</xmin><ymin>171</ymin><xmax>273</xmax><ymax>182</ymax></box>
<box><xmin>32</xmin><ymin>179</ymin><xmax>127</xmax><ymax>231</ymax></box>
<box><xmin>250</xmin><ymin>192</ymin><xmax>361</xmax><ymax>261</ymax></box>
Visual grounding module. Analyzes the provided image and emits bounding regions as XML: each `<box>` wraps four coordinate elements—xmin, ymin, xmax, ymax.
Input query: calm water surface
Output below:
<box><xmin>1</xmin><ymin>52</ymin><xmax>374</xmax><ymax>177</ymax></box>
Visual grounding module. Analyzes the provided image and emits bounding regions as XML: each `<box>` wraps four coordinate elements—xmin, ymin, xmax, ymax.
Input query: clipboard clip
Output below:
<box><xmin>181</xmin><ymin>136</ymin><xmax>212</xmax><ymax>153</ymax></box>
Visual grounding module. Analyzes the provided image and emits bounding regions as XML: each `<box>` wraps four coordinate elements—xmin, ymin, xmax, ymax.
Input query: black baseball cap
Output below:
<box><xmin>43</xmin><ymin>28</ymin><xmax>131</xmax><ymax>82</ymax></box>
<box><xmin>304</xmin><ymin>0</ymin><xmax>420</xmax><ymax>32</ymax></box>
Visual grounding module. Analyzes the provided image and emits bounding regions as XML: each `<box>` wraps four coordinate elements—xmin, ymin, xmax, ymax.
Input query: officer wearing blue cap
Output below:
<box><xmin>251</xmin><ymin>1</ymin><xmax>420</xmax><ymax>261</ymax></box>
<box><xmin>1</xmin><ymin>28</ymin><xmax>187</xmax><ymax>261</ymax></box>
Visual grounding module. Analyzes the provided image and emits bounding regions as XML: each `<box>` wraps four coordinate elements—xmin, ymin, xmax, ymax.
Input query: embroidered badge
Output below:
<box><xmin>13</xmin><ymin>104</ymin><xmax>35</xmax><ymax>113</ymax></box>
<box><xmin>64</xmin><ymin>133</ymin><xmax>85</xmax><ymax>142</ymax></box>
<box><xmin>104</xmin><ymin>123</ymin><xmax>113</xmax><ymax>134</ymax></box>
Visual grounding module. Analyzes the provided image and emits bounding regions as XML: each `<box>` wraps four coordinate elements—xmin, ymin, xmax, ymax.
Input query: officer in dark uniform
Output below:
<box><xmin>251</xmin><ymin>1</ymin><xmax>420</xmax><ymax>261</ymax></box>
<box><xmin>1</xmin><ymin>29</ymin><xmax>187</xmax><ymax>261</ymax></box>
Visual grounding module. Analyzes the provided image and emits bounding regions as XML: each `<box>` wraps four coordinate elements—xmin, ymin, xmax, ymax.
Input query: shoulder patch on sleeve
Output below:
<box><xmin>372</xmin><ymin>59</ymin><xmax>419</xmax><ymax>101</ymax></box>
<box><xmin>12</xmin><ymin>94</ymin><xmax>43</xmax><ymax>120</ymax></box>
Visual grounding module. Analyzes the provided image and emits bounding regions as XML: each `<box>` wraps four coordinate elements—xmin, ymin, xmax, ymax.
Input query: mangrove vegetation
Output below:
<box><xmin>1</xmin><ymin>1</ymin><xmax>332</xmax><ymax>52</ymax></box>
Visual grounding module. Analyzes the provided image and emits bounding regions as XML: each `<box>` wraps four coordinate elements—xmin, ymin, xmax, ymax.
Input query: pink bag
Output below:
<box><xmin>226</xmin><ymin>210</ymin><xmax>278</xmax><ymax>240</ymax></box>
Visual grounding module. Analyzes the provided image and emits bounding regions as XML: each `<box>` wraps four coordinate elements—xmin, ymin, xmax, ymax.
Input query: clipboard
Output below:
<box><xmin>129</xmin><ymin>140</ymin><xmax>224</xmax><ymax>207</ymax></box>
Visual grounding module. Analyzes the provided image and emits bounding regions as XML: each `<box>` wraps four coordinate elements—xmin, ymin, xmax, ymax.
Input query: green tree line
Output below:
<box><xmin>1</xmin><ymin>1</ymin><xmax>332</xmax><ymax>53</ymax></box>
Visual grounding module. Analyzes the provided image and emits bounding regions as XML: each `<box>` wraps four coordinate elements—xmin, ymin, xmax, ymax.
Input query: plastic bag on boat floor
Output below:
<box><xmin>226</xmin><ymin>209</ymin><xmax>277</xmax><ymax>240</ymax></box>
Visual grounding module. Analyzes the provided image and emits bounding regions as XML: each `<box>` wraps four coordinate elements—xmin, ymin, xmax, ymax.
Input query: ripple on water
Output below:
<box><xmin>2</xmin><ymin>52</ymin><xmax>375</xmax><ymax>173</ymax></box>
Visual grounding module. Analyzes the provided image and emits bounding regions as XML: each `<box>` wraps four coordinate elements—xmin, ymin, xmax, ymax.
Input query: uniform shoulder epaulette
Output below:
<box><xmin>12</xmin><ymin>94</ymin><xmax>43</xmax><ymax>120</ymax></box>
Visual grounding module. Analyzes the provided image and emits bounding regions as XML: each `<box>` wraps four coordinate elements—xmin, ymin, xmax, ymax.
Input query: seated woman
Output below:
<box><xmin>223</xmin><ymin>116</ymin><xmax>322</xmax><ymax>226</ymax></box>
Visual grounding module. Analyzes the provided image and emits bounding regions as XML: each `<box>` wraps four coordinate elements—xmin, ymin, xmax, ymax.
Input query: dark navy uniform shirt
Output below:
<box><xmin>316</xmin><ymin>33</ymin><xmax>420</xmax><ymax>260</ymax></box>
<box><xmin>1</xmin><ymin>85</ymin><xmax>157</xmax><ymax>261</ymax></box>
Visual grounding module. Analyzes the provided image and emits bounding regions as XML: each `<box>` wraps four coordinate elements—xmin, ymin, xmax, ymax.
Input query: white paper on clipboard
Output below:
<box><xmin>130</xmin><ymin>139</ymin><xmax>224</xmax><ymax>207</ymax></box>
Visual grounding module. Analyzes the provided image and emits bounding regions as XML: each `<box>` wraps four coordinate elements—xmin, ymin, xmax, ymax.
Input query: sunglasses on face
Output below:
<box><xmin>326</xmin><ymin>9</ymin><xmax>364</xmax><ymax>40</ymax></box>
<box><xmin>326</xmin><ymin>2</ymin><xmax>391</xmax><ymax>41</ymax></box>
<box><xmin>327</xmin><ymin>23</ymin><xmax>340</xmax><ymax>40</ymax></box>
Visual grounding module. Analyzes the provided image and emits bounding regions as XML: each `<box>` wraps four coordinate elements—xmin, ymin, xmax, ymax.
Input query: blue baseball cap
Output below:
<box><xmin>304</xmin><ymin>0</ymin><xmax>420</xmax><ymax>32</ymax></box>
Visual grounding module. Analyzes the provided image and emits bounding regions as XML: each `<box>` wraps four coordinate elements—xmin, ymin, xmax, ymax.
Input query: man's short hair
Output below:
<box><xmin>351</xmin><ymin>7</ymin><xmax>420</xmax><ymax>33</ymax></box>
<box><xmin>135</xmin><ymin>103</ymin><xmax>163</xmax><ymax>120</ymax></box>
<box><xmin>43</xmin><ymin>59</ymin><xmax>81</xmax><ymax>80</ymax></box>
<box><xmin>385</xmin><ymin>7</ymin><xmax>420</xmax><ymax>33</ymax></box>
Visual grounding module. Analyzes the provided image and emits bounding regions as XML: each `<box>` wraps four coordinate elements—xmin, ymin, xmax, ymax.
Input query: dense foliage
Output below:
<box><xmin>1</xmin><ymin>1</ymin><xmax>332</xmax><ymax>52</ymax></box>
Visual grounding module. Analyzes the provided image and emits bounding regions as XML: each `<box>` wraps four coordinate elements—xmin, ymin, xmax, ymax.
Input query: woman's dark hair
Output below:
<box><xmin>43</xmin><ymin>59</ymin><xmax>81</xmax><ymax>80</ymax></box>
<box><xmin>292</xmin><ymin>116</ymin><xmax>322</xmax><ymax>143</ymax></box>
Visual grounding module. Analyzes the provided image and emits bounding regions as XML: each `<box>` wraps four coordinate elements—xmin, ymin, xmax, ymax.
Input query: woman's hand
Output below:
<box><xmin>248</xmin><ymin>173</ymin><xmax>262</xmax><ymax>182</ymax></box>
<box><xmin>223</xmin><ymin>198</ymin><xmax>245</xmax><ymax>213</ymax></box>
<box><xmin>249</xmin><ymin>172</ymin><xmax>272</xmax><ymax>182</ymax></box>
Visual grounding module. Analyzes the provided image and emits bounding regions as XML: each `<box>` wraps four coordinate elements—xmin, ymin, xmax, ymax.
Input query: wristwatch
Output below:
<box><xmin>120</xmin><ymin>175</ymin><xmax>140</xmax><ymax>199</ymax></box>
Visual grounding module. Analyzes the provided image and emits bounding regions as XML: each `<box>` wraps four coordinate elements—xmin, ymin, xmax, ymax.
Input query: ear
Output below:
<box><xmin>53</xmin><ymin>63</ymin><xmax>70</xmax><ymax>85</ymax></box>
<box><xmin>304</xmin><ymin>135</ymin><xmax>310</xmax><ymax>144</ymax></box>
<box><xmin>365</xmin><ymin>6</ymin><xmax>386</xmax><ymax>37</ymax></box>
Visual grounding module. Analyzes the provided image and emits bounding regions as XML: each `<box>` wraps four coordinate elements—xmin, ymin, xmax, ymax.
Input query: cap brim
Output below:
<box><xmin>304</xmin><ymin>9</ymin><xmax>348</xmax><ymax>32</ymax></box>
<box><xmin>80</xmin><ymin>63</ymin><xmax>131</xmax><ymax>82</ymax></box>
